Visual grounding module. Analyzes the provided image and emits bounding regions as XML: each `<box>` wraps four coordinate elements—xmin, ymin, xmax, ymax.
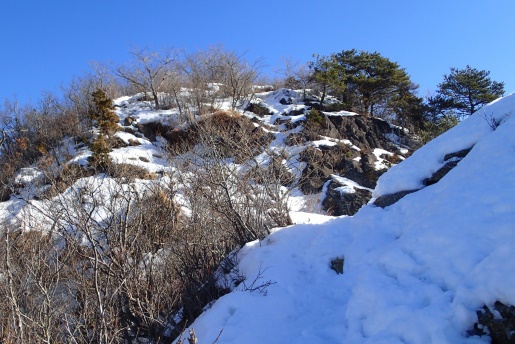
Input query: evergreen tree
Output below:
<box><xmin>91</xmin><ymin>88</ymin><xmax>119</xmax><ymax>135</ymax></box>
<box><xmin>437</xmin><ymin>65</ymin><xmax>504</xmax><ymax>117</ymax></box>
<box><xmin>334</xmin><ymin>49</ymin><xmax>416</xmax><ymax>118</ymax></box>
<box><xmin>309</xmin><ymin>54</ymin><xmax>345</xmax><ymax>106</ymax></box>
<box><xmin>89</xmin><ymin>88</ymin><xmax>119</xmax><ymax>170</ymax></box>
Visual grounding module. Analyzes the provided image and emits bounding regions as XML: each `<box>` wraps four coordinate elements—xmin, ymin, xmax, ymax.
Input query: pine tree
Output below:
<box><xmin>309</xmin><ymin>54</ymin><xmax>345</xmax><ymax>106</ymax></box>
<box><xmin>91</xmin><ymin>88</ymin><xmax>119</xmax><ymax>136</ymax></box>
<box><xmin>334</xmin><ymin>49</ymin><xmax>415</xmax><ymax>117</ymax></box>
<box><xmin>90</xmin><ymin>134</ymin><xmax>111</xmax><ymax>169</ymax></box>
<box><xmin>89</xmin><ymin>88</ymin><xmax>119</xmax><ymax>170</ymax></box>
<box><xmin>437</xmin><ymin>65</ymin><xmax>504</xmax><ymax>117</ymax></box>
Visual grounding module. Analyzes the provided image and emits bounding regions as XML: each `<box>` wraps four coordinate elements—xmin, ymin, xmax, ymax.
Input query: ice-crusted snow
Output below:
<box><xmin>176</xmin><ymin>92</ymin><xmax>515</xmax><ymax>344</ymax></box>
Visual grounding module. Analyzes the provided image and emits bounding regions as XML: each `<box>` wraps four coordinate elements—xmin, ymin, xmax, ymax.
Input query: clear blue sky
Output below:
<box><xmin>1</xmin><ymin>0</ymin><xmax>514</xmax><ymax>104</ymax></box>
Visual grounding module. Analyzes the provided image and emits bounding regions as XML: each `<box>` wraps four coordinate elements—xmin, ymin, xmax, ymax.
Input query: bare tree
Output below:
<box><xmin>278</xmin><ymin>57</ymin><xmax>314</xmax><ymax>101</ymax></box>
<box><xmin>115</xmin><ymin>47</ymin><xmax>182</xmax><ymax>109</ymax></box>
<box><xmin>182</xmin><ymin>46</ymin><xmax>262</xmax><ymax>115</ymax></box>
<box><xmin>219</xmin><ymin>49</ymin><xmax>262</xmax><ymax>111</ymax></box>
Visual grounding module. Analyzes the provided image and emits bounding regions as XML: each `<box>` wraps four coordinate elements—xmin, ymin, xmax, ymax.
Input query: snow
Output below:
<box><xmin>330</xmin><ymin>175</ymin><xmax>373</xmax><ymax>194</ymax></box>
<box><xmin>322</xmin><ymin>110</ymin><xmax>358</xmax><ymax>117</ymax></box>
<box><xmin>373</xmin><ymin>148</ymin><xmax>395</xmax><ymax>170</ymax></box>
<box><xmin>374</xmin><ymin>92</ymin><xmax>515</xmax><ymax>198</ymax></box>
<box><xmin>176</xmin><ymin>92</ymin><xmax>515</xmax><ymax>344</ymax></box>
<box><xmin>312</xmin><ymin>136</ymin><xmax>361</xmax><ymax>151</ymax></box>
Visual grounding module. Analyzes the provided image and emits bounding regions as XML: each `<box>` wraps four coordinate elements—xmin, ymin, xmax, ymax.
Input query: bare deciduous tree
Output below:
<box><xmin>115</xmin><ymin>47</ymin><xmax>182</xmax><ymax>110</ymax></box>
<box><xmin>278</xmin><ymin>57</ymin><xmax>314</xmax><ymax>101</ymax></box>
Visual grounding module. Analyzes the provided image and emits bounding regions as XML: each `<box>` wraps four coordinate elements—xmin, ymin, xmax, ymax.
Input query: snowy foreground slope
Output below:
<box><xmin>178</xmin><ymin>93</ymin><xmax>515</xmax><ymax>343</ymax></box>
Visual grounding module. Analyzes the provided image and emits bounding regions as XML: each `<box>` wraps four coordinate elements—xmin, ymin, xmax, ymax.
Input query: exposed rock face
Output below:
<box><xmin>136</xmin><ymin>122</ymin><xmax>175</xmax><ymax>142</ymax></box>
<box><xmin>374</xmin><ymin>147</ymin><xmax>474</xmax><ymax>208</ymax></box>
<box><xmin>299</xmin><ymin>146</ymin><xmax>384</xmax><ymax>195</ymax></box>
<box><xmin>296</xmin><ymin>113</ymin><xmax>406</xmax><ymax>217</ymax></box>
<box><xmin>245</xmin><ymin>103</ymin><xmax>272</xmax><ymax>117</ymax></box>
<box><xmin>424</xmin><ymin>148</ymin><xmax>472</xmax><ymax>186</ymax></box>
<box><xmin>373</xmin><ymin>189</ymin><xmax>419</xmax><ymax>208</ymax></box>
<box><xmin>322</xmin><ymin>178</ymin><xmax>372</xmax><ymax>216</ymax></box>
<box><xmin>131</xmin><ymin>103</ymin><xmax>414</xmax><ymax>216</ymax></box>
<box><xmin>321</xmin><ymin>115</ymin><xmax>400</xmax><ymax>152</ymax></box>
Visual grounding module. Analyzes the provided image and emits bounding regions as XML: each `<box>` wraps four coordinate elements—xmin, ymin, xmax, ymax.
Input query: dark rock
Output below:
<box><xmin>374</xmin><ymin>189</ymin><xmax>420</xmax><ymax>208</ymax></box>
<box><xmin>444</xmin><ymin>147</ymin><xmax>472</xmax><ymax>161</ymax></box>
<box><xmin>136</xmin><ymin>122</ymin><xmax>173</xmax><ymax>142</ymax></box>
<box><xmin>120</xmin><ymin>126</ymin><xmax>137</xmax><ymax>135</ymax></box>
<box><xmin>245</xmin><ymin>103</ymin><xmax>272</xmax><ymax>117</ymax></box>
<box><xmin>123</xmin><ymin>116</ymin><xmax>136</xmax><ymax>126</ymax></box>
<box><xmin>424</xmin><ymin>147</ymin><xmax>473</xmax><ymax>186</ymax></box>
<box><xmin>423</xmin><ymin>160</ymin><xmax>461</xmax><ymax>186</ymax></box>
<box><xmin>279</xmin><ymin>97</ymin><xmax>292</xmax><ymax>105</ymax></box>
<box><xmin>322</xmin><ymin>178</ymin><xmax>372</xmax><ymax>216</ymax></box>
<box><xmin>299</xmin><ymin>145</ymin><xmax>382</xmax><ymax>195</ymax></box>
<box><xmin>111</xmin><ymin>137</ymin><xmax>128</xmax><ymax>149</ymax></box>
<box><xmin>321</xmin><ymin>115</ymin><xmax>397</xmax><ymax>152</ymax></box>
<box><xmin>286</xmin><ymin>108</ymin><xmax>306</xmax><ymax>117</ymax></box>
<box><xmin>473</xmin><ymin>301</ymin><xmax>515</xmax><ymax>344</ymax></box>
<box><xmin>330</xmin><ymin>257</ymin><xmax>345</xmax><ymax>274</ymax></box>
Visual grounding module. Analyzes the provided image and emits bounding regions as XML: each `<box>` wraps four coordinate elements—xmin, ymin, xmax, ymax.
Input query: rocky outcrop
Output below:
<box><xmin>299</xmin><ymin>145</ymin><xmax>385</xmax><ymax>195</ymax></box>
<box><xmin>322</xmin><ymin>178</ymin><xmax>372</xmax><ymax>216</ymax></box>
<box><xmin>373</xmin><ymin>189</ymin><xmax>420</xmax><ymax>208</ymax></box>
<box><xmin>423</xmin><ymin>148</ymin><xmax>472</xmax><ymax>186</ymax></box>
<box><xmin>374</xmin><ymin>147</ymin><xmax>474</xmax><ymax>208</ymax></box>
<box><xmin>321</xmin><ymin>115</ymin><xmax>400</xmax><ymax>152</ymax></box>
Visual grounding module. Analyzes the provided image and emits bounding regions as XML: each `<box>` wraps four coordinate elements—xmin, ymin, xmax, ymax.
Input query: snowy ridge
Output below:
<box><xmin>178</xmin><ymin>93</ymin><xmax>515</xmax><ymax>343</ymax></box>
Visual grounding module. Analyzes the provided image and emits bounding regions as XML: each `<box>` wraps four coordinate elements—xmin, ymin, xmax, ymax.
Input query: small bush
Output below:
<box><xmin>209</xmin><ymin>110</ymin><xmax>241</xmax><ymax>125</ymax></box>
<box><xmin>89</xmin><ymin>134</ymin><xmax>112</xmax><ymax>171</ymax></box>
<box><xmin>323</xmin><ymin>102</ymin><xmax>350</xmax><ymax>112</ymax></box>
<box><xmin>40</xmin><ymin>163</ymin><xmax>95</xmax><ymax>198</ymax></box>
<box><xmin>105</xmin><ymin>162</ymin><xmax>157</xmax><ymax>180</ymax></box>
<box><xmin>306</xmin><ymin>108</ymin><xmax>324</xmax><ymax>126</ymax></box>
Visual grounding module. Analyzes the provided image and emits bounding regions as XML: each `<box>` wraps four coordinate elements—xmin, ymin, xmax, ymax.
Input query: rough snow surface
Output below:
<box><xmin>177</xmin><ymin>93</ymin><xmax>515</xmax><ymax>344</ymax></box>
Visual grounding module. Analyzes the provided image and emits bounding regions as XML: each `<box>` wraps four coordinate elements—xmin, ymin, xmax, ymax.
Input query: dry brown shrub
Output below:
<box><xmin>40</xmin><ymin>163</ymin><xmax>95</xmax><ymax>198</ymax></box>
<box><xmin>106</xmin><ymin>162</ymin><xmax>158</xmax><ymax>180</ymax></box>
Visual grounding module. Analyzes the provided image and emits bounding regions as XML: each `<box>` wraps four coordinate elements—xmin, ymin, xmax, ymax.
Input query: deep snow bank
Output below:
<box><xmin>178</xmin><ymin>93</ymin><xmax>515</xmax><ymax>344</ymax></box>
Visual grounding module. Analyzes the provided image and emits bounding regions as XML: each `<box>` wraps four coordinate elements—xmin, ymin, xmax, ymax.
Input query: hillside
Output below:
<box><xmin>0</xmin><ymin>88</ymin><xmax>415</xmax><ymax>343</ymax></box>
<box><xmin>1</xmin><ymin>87</ymin><xmax>513</xmax><ymax>343</ymax></box>
<box><xmin>176</xmin><ymin>93</ymin><xmax>515</xmax><ymax>343</ymax></box>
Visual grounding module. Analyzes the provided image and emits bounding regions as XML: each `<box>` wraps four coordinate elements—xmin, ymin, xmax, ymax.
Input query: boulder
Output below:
<box><xmin>322</xmin><ymin>178</ymin><xmax>372</xmax><ymax>216</ymax></box>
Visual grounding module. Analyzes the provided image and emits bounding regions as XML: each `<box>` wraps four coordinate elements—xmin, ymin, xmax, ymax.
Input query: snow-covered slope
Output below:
<box><xmin>177</xmin><ymin>93</ymin><xmax>515</xmax><ymax>343</ymax></box>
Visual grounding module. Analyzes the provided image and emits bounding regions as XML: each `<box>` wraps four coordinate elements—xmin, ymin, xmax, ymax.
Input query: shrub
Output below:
<box><xmin>89</xmin><ymin>134</ymin><xmax>111</xmax><ymax>171</ymax></box>
<box><xmin>306</xmin><ymin>108</ymin><xmax>324</xmax><ymax>126</ymax></box>
<box><xmin>106</xmin><ymin>162</ymin><xmax>158</xmax><ymax>180</ymax></box>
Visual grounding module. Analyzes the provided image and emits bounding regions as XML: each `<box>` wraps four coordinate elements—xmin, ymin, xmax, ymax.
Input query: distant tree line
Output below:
<box><xmin>285</xmin><ymin>50</ymin><xmax>504</xmax><ymax>142</ymax></box>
